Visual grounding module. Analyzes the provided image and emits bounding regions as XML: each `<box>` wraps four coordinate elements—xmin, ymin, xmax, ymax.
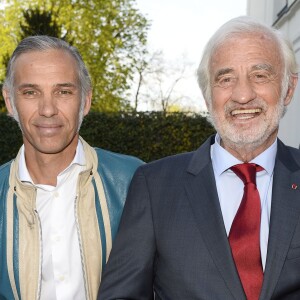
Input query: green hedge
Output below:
<box><xmin>0</xmin><ymin>111</ymin><xmax>215</xmax><ymax>164</ymax></box>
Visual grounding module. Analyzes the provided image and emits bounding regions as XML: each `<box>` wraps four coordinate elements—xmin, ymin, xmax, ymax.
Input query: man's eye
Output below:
<box><xmin>215</xmin><ymin>76</ymin><xmax>236</xmax><ymax>88</ymax></box>
<box><xmin>23</xmin><ymin>90</ymin><xmax>36</xmax><ymax>95</ymax></box>
<box><xmin>58</xmin><ymin>90</ymin><xmax>72</xmax><ymax>95</ymax></box>
<box><xmin>251</xmin><ymin>72</ymin><xmax>272</xmax><ymax>83</ymax></box>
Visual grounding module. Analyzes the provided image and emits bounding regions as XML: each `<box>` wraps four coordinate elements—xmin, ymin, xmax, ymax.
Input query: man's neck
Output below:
<box><xmin>24</xmin><ymin>139</ymin><xmax>79</xmax><ymax>186</ymax></box>
<box><xmin>220</xmin><ymin>133</ymin><xmax>277</xmax><ymax>163</ymax></box>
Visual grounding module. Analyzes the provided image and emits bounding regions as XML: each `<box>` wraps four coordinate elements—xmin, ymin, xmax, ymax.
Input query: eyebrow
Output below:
<box><xmin>251</xmin><ymin>63</ymin><xmax>275</xmax><ymax>73</ymax></box>
<box><xmin>214</xmin><ymin>68</ymin><xmax>234</xmax><ymax>81</ymax></box>
<box><xmin>54</xmin><ymin>83</ymin><xmax>78</xmax><ymax>88</ymax></box>
<box><xmin>17</xmin><ymin>82</ymin><xmax>78</xmax><ymax>90</ymax></box>
<box><xmin>17</xmin><ymin>83</ymin><xmax>38</xmax><ymax>90</ymax></box>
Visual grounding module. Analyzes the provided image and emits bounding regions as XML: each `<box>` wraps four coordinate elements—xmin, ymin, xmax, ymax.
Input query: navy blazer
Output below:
<box><xmin>98</xmin><ymin>136</ymin><xmax>300</xmax><ymax>299</ymax></box>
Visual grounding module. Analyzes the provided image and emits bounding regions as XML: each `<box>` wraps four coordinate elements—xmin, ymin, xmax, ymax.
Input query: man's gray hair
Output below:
<box><xmin>197</xmin><ymin>16</ymin><xmax>298</xmax><ymax>105</ymax></box>
<box><xmin>3</xmin><ymin>35</ymin><xmax>92</xmax><ymax>126</ymax></box>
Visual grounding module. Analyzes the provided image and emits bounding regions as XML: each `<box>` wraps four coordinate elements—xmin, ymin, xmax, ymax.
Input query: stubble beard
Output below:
<box><xmin>207</xmin><ymin>98</ymin><xmax>286</xmax><ymax>152</ymax></box>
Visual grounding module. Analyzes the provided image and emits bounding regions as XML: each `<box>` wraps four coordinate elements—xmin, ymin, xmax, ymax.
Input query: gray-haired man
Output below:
<box><xmin>0</xmin><ymin>36</ymin><xmax>142</xmax><ymax>300</ymax></box>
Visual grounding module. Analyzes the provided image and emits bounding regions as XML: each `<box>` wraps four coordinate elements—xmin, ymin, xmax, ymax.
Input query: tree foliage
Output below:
<box><xmin>20</xmin><ymin>7</ymin><xmax>62</xmax><ymax>39</ymax></box>
<box><xmin>0</xmin><ymin>0</ymin><xmax>150</xmax><ymax>112</ymax></box>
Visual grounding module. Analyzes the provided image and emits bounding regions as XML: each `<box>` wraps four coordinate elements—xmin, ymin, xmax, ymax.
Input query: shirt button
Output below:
<box><xmin>58</xmin><ymin>275</ymin><xmax>65</xmax><ymax>282</ymax></box>
<box><xmin>54</xmin><ymin>192</ymin><xmax>59</xmax><ymax>198</ymax></box>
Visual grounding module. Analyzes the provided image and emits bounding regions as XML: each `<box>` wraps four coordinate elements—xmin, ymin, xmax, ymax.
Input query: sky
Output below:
<box><xmin>134</xmin><ymin>0</ymin><xmax>248</xmax><ymax>111</ymax></box>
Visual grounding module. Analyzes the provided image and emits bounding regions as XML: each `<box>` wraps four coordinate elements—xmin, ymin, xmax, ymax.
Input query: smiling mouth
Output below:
<box><xmin>35</xmin><ymin>123</ymin><xmax>62</xmax><ymax>128</ymax></box>
<box><xmin>231</xmin><ymin>108</ymin><xmax>262</xmax><ymax>119</ymax></box>
<box><xmin>35</xmin><ymin>124</ymin><xmax>63</xmax><ymax>135</ymax></box>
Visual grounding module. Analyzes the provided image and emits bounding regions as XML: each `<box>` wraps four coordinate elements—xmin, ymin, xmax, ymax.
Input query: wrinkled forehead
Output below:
<box><xmin>213</xmin><ymin>30</ymin><xmax>281</xmax><ymax>52</ymax></box>
<box><xmin>210</xmin><ymin>32</ymin><xmax>284</xmax><ymax>73</ymax></box>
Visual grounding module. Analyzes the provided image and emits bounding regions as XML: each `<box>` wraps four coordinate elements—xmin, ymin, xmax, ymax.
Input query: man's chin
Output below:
<box><xmin>220</xmin><ymin>131</ymin><xmax>267</xmax><ymax>149</ymax></box>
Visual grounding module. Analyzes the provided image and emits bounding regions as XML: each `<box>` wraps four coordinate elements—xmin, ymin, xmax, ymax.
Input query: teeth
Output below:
<box><xmin>232</xmin><ymin>109</ymin><xmax>261</xmax><ymax>116</ymax></box>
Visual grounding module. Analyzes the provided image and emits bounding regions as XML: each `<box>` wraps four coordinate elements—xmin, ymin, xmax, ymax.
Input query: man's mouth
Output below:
<box><xmin>231</xmin><ymin>108</ymin><xmax>262</xmax><ymax>119</ymax></box>
<box><xmin>35</xmin><ymin>124</ymin><xmax>63</xmax><ymax>135</ymax></box>
<box><xmin>37</xmin><ymin>124</ymin><xmax>61</xmax><ymax>128</ymax></box>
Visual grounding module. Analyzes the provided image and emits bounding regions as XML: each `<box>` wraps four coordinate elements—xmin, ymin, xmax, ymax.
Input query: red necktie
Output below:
<box><xmin>229</xmin><ymin>163</ymin><xmax>263</xmax><ymax>300</ymax></box>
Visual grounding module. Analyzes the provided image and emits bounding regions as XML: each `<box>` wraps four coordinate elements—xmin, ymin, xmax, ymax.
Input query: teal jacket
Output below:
<box><xmin>0</xmin><ymin>138</ymin><xmax>143</xmax><ymax>300</ymax></box>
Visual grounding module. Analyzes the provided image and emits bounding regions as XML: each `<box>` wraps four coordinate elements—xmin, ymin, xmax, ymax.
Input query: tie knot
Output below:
<box><xmin>230</xmin><ymin>163</ymin><xmax>262</xmax><ymax>185</ymax></box>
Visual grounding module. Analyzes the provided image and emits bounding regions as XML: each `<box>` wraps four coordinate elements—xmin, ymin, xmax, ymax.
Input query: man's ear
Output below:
<box><xmin>284</xmin><ymin>74</ymin><xmax>298</xmax><ymax>106</ymax></box>
<box><xmin>83</xmin><ymin>90</ymin><xmax>92</xmax><ymax>116</ymax></box>
<box><xmin>2</xmin><ymin>89</ymin><xmax>14</xmax><ymax>116</ymax></box>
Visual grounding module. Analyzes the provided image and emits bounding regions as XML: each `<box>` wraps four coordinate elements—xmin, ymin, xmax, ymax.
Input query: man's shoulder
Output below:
<box><xmin>139</xmin><ymin>135</ymin><xmax>213</xmax><ymax>175</ymax></box>
<box><xmin>278</xmin><ymin>140</ymin><xmax>300</xmax><ymax>164</ymax></box>
<box><xmin>0</xmin><ymin>160</ymin><xmax>13</xmax><ymax>190</ymax></box>
<box><xmin>151</xmin><ymin>151</ymin><xmax>195</xmax><ymax>165</ymax></box>
<box><xmin>0</xmin><ymin>160</ymin><xmax>13</xmax><ymax>176</ymax></box>
<box><xmin>284</xmin><ymin>145</ymin><xmax>300</xmax><ymax>155</ymax></box>
<box><xmin>275</xmin><ymin>140</ymin><xmax>300</xmax><ymax>175</ymax></box>
<box><xmin>139</xmin><ymin>151</ymin><xmax>196</xmax><ymax>176</ymax></box>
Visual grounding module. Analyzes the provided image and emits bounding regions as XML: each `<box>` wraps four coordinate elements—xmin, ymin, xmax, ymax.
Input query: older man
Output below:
<box><xmin>0</xmin><ymin>36</ymin><xmax>143</xmax><ymax>300</ymax></box>
<box><xmin>99</xmin><ymin>16</ymin><xmax>300</xmax><ymax>299</ymax></box>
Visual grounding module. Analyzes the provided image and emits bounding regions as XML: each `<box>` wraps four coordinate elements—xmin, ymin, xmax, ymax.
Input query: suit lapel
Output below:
<box><xmin>260</xmin><ymin>141</ymin><xmax>300</xmax><ymax>300</ymax></box>
<box><xmin>184</xmin><ymin>137</ymin><xmax>246</xmax><ymax>300</ymax></box>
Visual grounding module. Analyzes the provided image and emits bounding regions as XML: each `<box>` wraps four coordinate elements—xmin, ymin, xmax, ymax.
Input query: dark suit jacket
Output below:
<box><xmin>98</xmin><ymin>136</ymin><xmax>300</xmax><ymax>299</ymax></box>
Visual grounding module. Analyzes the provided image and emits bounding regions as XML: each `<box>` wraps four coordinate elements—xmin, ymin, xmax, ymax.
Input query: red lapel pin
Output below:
<box><xmin>292</xmin><ymin>184</ymin><xmax>298</xmax><ymax>190</ymax></box>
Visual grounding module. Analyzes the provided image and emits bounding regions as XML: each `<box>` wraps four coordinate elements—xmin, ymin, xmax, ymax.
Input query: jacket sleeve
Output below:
<box><xmin>98</xmin><ymin>166</ymin><xmax>155</xmax><ymax>300</ymax></box>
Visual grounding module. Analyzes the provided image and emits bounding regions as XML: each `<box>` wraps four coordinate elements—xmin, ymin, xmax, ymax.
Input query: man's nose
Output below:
<box><xmin>231</xmin><ymin>77</ymin><xmax>257</xmax><ymax>103</ymax></box>
<box><xmin>38</xmin><ymin>94</ymin><xmax>59</xmax><ymax>117</ymax></box>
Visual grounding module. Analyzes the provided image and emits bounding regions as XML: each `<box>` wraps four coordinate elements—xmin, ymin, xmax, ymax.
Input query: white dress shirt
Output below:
<box><xmin>211</xmin><ymin>134</ymin><xmax>276</xmax><ymax>270</ymax></box>
<box><xmin>18</xmin><ymin>141</ymin><xmax>87</xmax><ymax>300</ymax></box>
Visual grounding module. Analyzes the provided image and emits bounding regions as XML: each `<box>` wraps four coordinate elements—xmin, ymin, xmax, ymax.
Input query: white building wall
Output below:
<box><xmin>248</xmin><ymin>0</ymin><xmax>300</xmax><ymax>148</ymax></box>
<box><xmin>247</xmin><ymin>0</ymin><xmax>274</xmax><ymax>24</ymax></box>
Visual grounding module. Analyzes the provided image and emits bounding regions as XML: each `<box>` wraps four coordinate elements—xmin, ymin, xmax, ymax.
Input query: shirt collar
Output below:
<box><xmin>211</xmin><ymin>133</ymin><xmax>277</xmax><ymax>176</ymax></box>
<box><xmin>18</xmin><ymin>139</ymin><xmax>86</xmax><ymax>184</ymax></box>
